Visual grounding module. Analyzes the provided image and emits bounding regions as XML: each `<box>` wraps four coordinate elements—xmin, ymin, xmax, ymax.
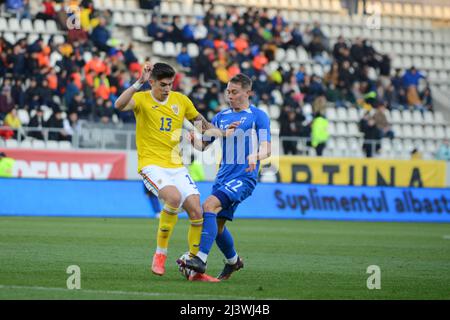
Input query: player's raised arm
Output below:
<box><xmin>189</xmin><ymin>113</ymin><xmax>239</xmax><ymax>138</ymax></box>
<box><xmin>114</xmin><ymin>63</ymin><xmax>153</xmax><ymax>112</ymax></box>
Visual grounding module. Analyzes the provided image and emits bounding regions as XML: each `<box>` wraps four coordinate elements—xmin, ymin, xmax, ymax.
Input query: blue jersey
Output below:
<box><xmin>211</xmin><ymin>105</ymin><xmax>271</xmax><ymax>186</ymax></box>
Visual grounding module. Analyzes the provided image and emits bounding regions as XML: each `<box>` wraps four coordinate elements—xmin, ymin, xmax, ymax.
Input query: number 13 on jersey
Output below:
<box><xmin>160</xmin><ymin>117</ymin><xmax>172</xmax><ymax>131</ymax></box>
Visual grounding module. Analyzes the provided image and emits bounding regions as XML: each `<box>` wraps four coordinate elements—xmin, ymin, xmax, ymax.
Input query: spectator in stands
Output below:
<box><xmin>307</xmin><ymin>35</ymin><xmax>330</xmax><ymax>66</ymax></box>
<box><xmin>373</xmin><ymin>100</ymin><xmax>394</xmax><ymax>139</ymax></box>
<box><xmin>204</xmin><ymin>84</ymin><xmax>220</xmax><ymax>113</ymax></box>
<box><xmin>420</xmin><ymin>86</ymin><xmax>433</xmax><ymax>112</ymax></box>
<box><xmin>280</xmin><ymin>110</ymin><xmax>302</xmax><ymax>155</ymax></box>
<box><xmin>96</xmin><ymin>99</ymin><xmax>114</xmax><ymax>124</ymax></box>
<box><xmin>11</xmin><ymin>78</ymin><xmax>25</xmax><ymax>109</ymax></box>
<box><xmin>90</xmin><ymin>17</ymin><xmax>111</xmax><ymax>53</ymax></box>
<box><xmin>6</xmin><ymin>0</ymin><xmax>31</xmax><ymax>19</ymax></box>
<box><xmin>435</xmin><ymin>139</ymin><xmax>450</xmax><ymax>161</ymax></box>
<box><xmin>45</xmin><ymin>107</ymin><xmax>67</xmax><ymax>141</ymax></box>
<box><xmin>359</xmin><ymin>111</ymin><xmax>381</xmax><ymax>158</ymax></box>
<box><xmin>310</xmin><ymin>112</ymin><xmax>329</xmax><ymax>156</ymax></box>
<box><xmin>176</xmin><ymin>46</ymin><xmax>192</xmax><ymax>69</ymax></box>
<box><xmin>182</xmin><ymin>17</ymin><xmax>195</xmax><ymax>44</ymax></box>
<box><xmin>36</xmin><ymin>0</ymin><xmax>56</xmax><ymax>21</ymax></box>
<box><xmin>68</xmin><ymin>92</ymin><xmax>90</xmax><ymax>120</ymax></box>
<box><xmin>63</xmin><ymin>111</ymin><xmax>82</xmax><ymax>141</ymax></box>
<box><xmin>402</xmin><ymin>66</ymin><xmax>426</xmax><ymax>110</ymax></box>
<box><xmin>28</xmin><ymin>107</ymin><xmax>45</xmax><ymax>140</ymax></box>
<box><xmin>410</xmin><ymin>148</ymin><xmax>423</xmax><ymax>160</ymax></box>
<box><xmin>4</xmin><ymin>108</ymin><xmax>23</xmax><ymax>139</ymax></box>
<box><xmin>193</xmin><ymin>18</ymin><xmax>208</xmax><ymax>44</ymax></box>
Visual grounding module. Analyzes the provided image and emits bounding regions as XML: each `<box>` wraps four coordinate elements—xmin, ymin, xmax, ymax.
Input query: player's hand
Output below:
<box><xmin>224</xmin><ymin>121</ymin><xmax>240</xmax><ymax>137</ymax></box>
<box><xmin>138</xmin><ymin>63</ymin><xmax>153</xmax><ymax>84</ymax></box>
<box><xmin>186</xmin><ymin>130</ymin><xmax>195</xmax><ymax>145</ymax></box>
<box><xmin>246</xmin><ymin>154</ymin><xmax>258</xmax><ymax>172</ymax></box>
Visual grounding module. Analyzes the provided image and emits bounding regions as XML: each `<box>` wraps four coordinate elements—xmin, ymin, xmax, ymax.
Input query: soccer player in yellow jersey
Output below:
<box><xmin>115</xmin><ymin>62</ymin><xmax>235</xmax><ymax>280</ymax></box>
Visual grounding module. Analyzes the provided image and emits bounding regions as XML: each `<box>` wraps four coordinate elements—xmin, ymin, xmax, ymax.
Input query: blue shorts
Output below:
<box><xmin>212</xmin><ymin>178</ymin><xmax>255</xmax><ymax>221</ymax></box>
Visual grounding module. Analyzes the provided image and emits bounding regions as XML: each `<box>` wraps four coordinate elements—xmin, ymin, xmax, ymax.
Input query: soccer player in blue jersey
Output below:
<box><xmin>183</xmin><ymin>73</ymin><xmax>272</xmax><ymax>281</ymax></box>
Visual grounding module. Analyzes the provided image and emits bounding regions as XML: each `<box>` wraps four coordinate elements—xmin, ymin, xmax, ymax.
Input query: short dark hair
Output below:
<box><xmin>229</xmin><ymin>73</ymin><xmax>252</xmax><ymax>90</ymax></box>
<box><xmin>151</xmin><ymin>63</ymin><xmax>176</xmax><ymax>80</ymax></box>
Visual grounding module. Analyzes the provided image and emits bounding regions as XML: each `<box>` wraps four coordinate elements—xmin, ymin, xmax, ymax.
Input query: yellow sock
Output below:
<box><xmin>156</xmin><ymin>205</ymin><xmax>179</xmax><ymax>252</ymax></box>
<box><xmin>188</xmin><ymin>218</ymin><xmax>203</xmax><ymax>256</ymax></box>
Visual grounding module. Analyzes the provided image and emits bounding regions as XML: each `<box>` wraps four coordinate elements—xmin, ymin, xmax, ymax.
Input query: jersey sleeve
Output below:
<box><xmin>211</xmin><ymin>113</ymin><xmax>219</xmax><ymax>127</ymax></box>
<box><xmin>183</xmin><ymin>94</ymin><xmax>199</xmax><ymax>121</ymax></box>
<box><xmin>256</xmin><ymin>109</ymin><xmax>271</xmax><ymax>143</ymax></box>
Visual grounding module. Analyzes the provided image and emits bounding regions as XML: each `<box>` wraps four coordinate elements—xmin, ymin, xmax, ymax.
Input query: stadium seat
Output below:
<box><xmin>17</xmin><ymin>109</ymin><xmax>30</xmax><ymax>126</ymax></box>
<box><xmin>336</xmin><ymin>122</ymin><xmax>347</xmax><ymax>137</ymax></box>
<box><xmin>19</xmin><ymin>139</ymin><xmax>32</xmax><ymax>149</ymax></box>
<box><xmin>434</xmin><ymin>126</ymin><xmax>445</xmax><ymax>140</ymax></box>
<box><xmin>347</xmin><ymin>123</ymin><xmax>360</xmax><ymax>137</ymax></box>
<box><xmin>269</xmin><ymin>105</ymin><xmax>281</xmax><ymax>120</ymax></box>
<box><xmin>411</xmin><ymin>110</ymin><xmax>423</xmax><ymax>124</ymax></box>
<box><xmin>21</xmin><ymin>19</ymin><xmax>33</xmax><ymax>33</ymax></box>
<box><xmin>425</xmin><ymin>140</ymin><xmax>436</xmax><ymax>155</ymax></box>
<box><xmin>402</xmin><ymin>124</ymin><xmax>413</xmax><ymax>138</ymax></box>
<box><xmin>327</xmin><ymin>121</ymin><xmax>336</xmax><ymax>136</ymax></box>
<box><xmin>296</xmin><ymin>47</ymin><xmax>309</xmax><ymax>63</ymax></box>
<box><xmin>5</xmin><ymin>139</ymin><xmax>18</xmax><ymax>148</ymax></box>
<box><xmin>31</xmin><ymin>139</ymin><xmax>46</xmax><ymax>149</ymax></box>
<box><xmin>336</xmin><ymin>108</ymin><xmax>347</xmax><ymax>122</ymax></box>
<box><xmin>164</xmin><ymin>41</ymin><xmax>177</xmax><ymax>57</ymax></box>
<box><xmin>187</xmin><ymin>43</ymin><xmax>199</xmax><ymax>58</ymax></box>
<box><xmin>390</xmin><ymin>109</ymin><xmax>402</xmax><ymax>124</ymax></box>
<box><xmin>270</xmin><ymin>120</ymin><xmax>280</xmax><ymax>131</ymax></box>
<box><xmin>59</xmin><ymin>141</ymin><xmax>73</xmax><ymax>150</ymax></box>
<box><xmin>152</xmin><ymin>41</ymin><xmax>165</xmax><ymax>57</ymax></box>
<box><xmin>275</xmin><ymin>48</ymin><xmax>286</xmax><ymax>62</ymax></box>
<box><xmin>401</xmin><ymin>110</ymin><xmax>413</xmax><ymax>123</ymax></box>
<box><xmin>3</xmin><ymin>32</ymin><xmax>16</xmax><ymax>44</ymax></box>
<box><xmin>285</xmin><ymin>48</ymin><xmax>297</xmax><ymax>63</ymax></box>
<box><xmin>122</xmin><ymin>12</ymin><xmax>134</xmax><ymax>26</ymax></box>
<box><xmin>46</xmin><ymin>20</ymin><xmax>58</xmax><ymax>33</ymax></box>
<box><xmin>412</xmin><ymin>125</ymin><xmax>424</xmax><ymax>139</ymax></box>
<box><xmin>46</xmin><ymin>140</ymin><xmax>59</xmax><ymax>150</ymax></box>
<box><xmin>325</xmin><ymin>108</ymin><xmax>337</xmax><ymax>122</ymax></box>
<box><xmin>347</xmin><ymin>108</ymin><xmax>359</xmax><ymax>122</ymax></box>
<box><xmin>33</xmin><ymin>20</ymin><xmax>46</xmax><ymax>34</ymax></box>
<box><xmin>392</xmin><ymin>124</ymin><xmax>403</xmax><ymax>138</ymax></box>
<box><xmin>259</xmin><ymin>104</ymin><xmax>269</xmax><ymax>115</ymax></box>
<box><xmin>434</xmin><ymin>111</ymin><xmax>445</xmax><ymax>125</ymax></box>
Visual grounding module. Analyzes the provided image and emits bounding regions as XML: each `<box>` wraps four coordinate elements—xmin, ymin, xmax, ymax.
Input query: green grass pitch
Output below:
<box><xmin>0</xmin><ymin>216</ymin><xmax>449</xmax><ymax>300</ymax></box>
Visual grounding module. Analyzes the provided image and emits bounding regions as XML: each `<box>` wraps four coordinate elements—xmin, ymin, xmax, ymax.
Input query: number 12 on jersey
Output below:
<box><xmin>160</xmin><ymin>117</ymin><xmax>172</xmax><ymax>131</ymax></box>
<box><xmin>225</xmin><ymin>179</ymin><xmax>243</xmax><ymax>193</ymax></box>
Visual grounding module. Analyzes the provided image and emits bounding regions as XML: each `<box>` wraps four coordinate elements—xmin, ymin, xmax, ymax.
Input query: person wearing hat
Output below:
<box><xmin>0</xmin><ymin>152</ymin><xmax>15</xmax><ymax>178</ymax></box>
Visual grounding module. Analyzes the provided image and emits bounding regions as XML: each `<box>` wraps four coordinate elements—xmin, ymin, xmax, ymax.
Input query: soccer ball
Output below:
<box><xmin>176</xmin><ymin>252</ymin><xmax>196</xmax><ymax>280</ymax></box>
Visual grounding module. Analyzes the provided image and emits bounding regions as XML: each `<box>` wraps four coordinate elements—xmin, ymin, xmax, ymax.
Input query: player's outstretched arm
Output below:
<box><xmin>186</xmin><ymin>131</ymin><xmax>213</xmax><ymax>151</ymax></box>
<box><xmin>114</xmin><ymin>63</ymin><xmax>153</xmax><ymax>112</ymax></box>
<box><xmin>189</xmin><ymin>113</ymin><xmax>239</xmax><ymax>137</ymax></box>
<box><xmin>246</xmin><ymin>141</ymin><xmax>272</xmax><ymax>172</ymax></box>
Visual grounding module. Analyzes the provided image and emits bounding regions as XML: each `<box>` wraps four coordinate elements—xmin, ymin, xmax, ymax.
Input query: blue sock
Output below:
<box><xmin>199</xmin><ymin>212</ymin><xmax>217</xmax><ymax>256</ymax></box>
<box><xmin>215</xmin><ymin>226</ymin><xmax>236</xmax><ymax>260</ymax></box>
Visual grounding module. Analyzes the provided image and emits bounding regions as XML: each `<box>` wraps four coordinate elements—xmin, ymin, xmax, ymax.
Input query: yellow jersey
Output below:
<box><xmin>133</xmin><ymin>90</ymin><xmax>199</xmax><ymax>171</ymax></box>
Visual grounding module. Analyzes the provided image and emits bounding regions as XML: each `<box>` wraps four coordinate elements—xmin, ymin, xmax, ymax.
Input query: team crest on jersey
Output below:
<box><xmin>171</xmin><ymin>105</ymin><xmax>179</xmax><ymax>115</ymax></box>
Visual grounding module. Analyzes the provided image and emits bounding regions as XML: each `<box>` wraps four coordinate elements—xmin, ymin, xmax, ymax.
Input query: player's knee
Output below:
<box><xmin>202</xmin><ymin>201</ymin><xmax>219</xmax><ymax>213</ymax></box>
<box><xmin>188</xmin><ymin>207</ymin><xmax>203</xmax><ymax>220</ymax></box>
<box><xmin>164</xmin><ymin>193</ymin><xmax>181</xmax><ymax>208</ymax></box>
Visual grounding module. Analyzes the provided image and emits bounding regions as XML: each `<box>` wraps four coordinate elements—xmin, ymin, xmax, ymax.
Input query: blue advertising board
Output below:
<box><xmin>1</xmin><ymin>178</ymin><xmax>449</xmax><ymax>222</ymax></box>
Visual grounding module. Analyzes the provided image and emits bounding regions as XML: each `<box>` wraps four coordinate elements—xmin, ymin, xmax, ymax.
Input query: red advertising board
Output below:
<box><xmin>1</xmin><ymin>149</ymin><xmax>127</xmax><ymax>179</ymax></box>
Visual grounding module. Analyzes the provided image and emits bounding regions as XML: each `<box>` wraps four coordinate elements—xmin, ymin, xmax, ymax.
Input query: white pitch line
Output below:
<box><xmin>0</xmin><ymin>284</ymin><xmax>280</xmax><ymax>300</ymax></box>
<box><xmin>443</xmin><ymin>235</ymin><xmax>450</xmax><ymax>240</ymax></box>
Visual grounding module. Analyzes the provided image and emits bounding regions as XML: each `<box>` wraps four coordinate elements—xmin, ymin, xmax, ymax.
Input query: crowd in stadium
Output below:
<box><xmin>0</xmin><ymin>0</ymin><xmax>439</xmax><ymax>157</ymax></box>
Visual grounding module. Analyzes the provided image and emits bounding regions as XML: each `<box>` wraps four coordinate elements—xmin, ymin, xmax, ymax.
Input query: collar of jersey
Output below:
<box><xmin>150</xmin><ymin>91</ymin><xmax>169</xmax><ymax>105</ymax></box>
<box><xmin>229</xmin><ymin>105</ymin><xmax>253</xmax><ymax>113</ymax></box>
